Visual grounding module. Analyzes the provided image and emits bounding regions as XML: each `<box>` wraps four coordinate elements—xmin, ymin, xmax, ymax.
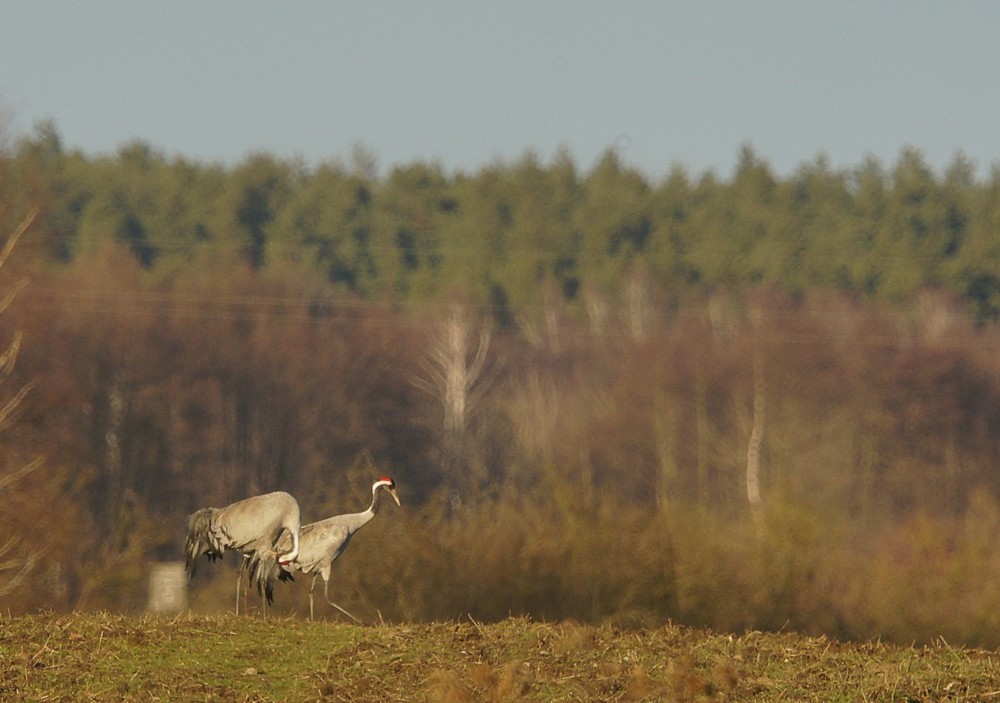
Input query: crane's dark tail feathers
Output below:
<box><xmin>248</xmin><ymin>552</ymin><xmax>294</xmax><ymax>605</ymax></box>
<box><xmin>184</xmin><ymin>508</ymin><xmax>221</xmax><ymax>577</ymax></box>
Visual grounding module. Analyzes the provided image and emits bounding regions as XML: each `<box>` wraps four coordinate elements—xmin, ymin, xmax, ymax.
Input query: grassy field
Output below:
<box><xmin>2</xmin><ymin>613</ymin><xmax>1000</xmax><ymax>702</ymax></box>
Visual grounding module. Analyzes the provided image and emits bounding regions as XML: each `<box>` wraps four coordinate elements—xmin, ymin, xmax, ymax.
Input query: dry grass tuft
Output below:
<box><xmin>467</xmin><ymin>661</ymin><xmax>497</xmax><ymax>689</ymax></box>
<box><xmin>711</xmin><ymin>658</ymin><xmax>741</xmax><ymax>694</ymax></box>
<box><xmin>427</xmin><ymin>659</ymin><xmax>526</xmax><ymax>703</ymax></box>
<box><xmin>554</xmin><ymin>620</ymin><xmax>596</xmax><ymax>654</ymax></box>
<box><xmin>666</xmin><ymin>653</ymin><xmax>711</xmax><ymax>702</ymax></box>
<box><xmin>624</xmin><ymin>664</ymin><xmax>652</xmax><ymax>700</ymax></box>
<box><xmin>427</xmin><ymin>668</ymin><xmax>474</xmax><ymax>703</ymax></box>
<box><xmin>492</xmin><ymin>659</ymin><xmax>525</xmax><ymax>701</ymax></box>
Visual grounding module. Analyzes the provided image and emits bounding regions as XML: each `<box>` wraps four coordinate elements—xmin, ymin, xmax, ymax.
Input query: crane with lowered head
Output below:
<box><xmin>184</xmin><ymin>490</ymin><xmax>301</xmax><ymax>614</ymax></box>
<box><xmin>250</xmin><ymin>477</ymin><xmax>400</xmax><ymax>621</ymax></box>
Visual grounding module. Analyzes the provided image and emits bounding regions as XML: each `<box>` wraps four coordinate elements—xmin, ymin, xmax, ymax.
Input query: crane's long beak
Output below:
<box><xmin>389</xmin><ymin>487</ymin><xmax>401</xmax><ymax>506</ymax></box>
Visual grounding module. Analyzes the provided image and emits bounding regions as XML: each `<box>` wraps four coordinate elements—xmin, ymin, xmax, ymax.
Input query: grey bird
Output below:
<box><xmin>251</xmin><ymin>477</ymin><xmax>400</xmax><ymax>621</ymax></box>
<box><xmin>184</xmin><ymin>490</ymin><xmax>302</xmax><ymax>613</ymax></box>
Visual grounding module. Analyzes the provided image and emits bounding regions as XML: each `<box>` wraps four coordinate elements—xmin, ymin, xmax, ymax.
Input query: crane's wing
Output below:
<box><xmin>294</xmin><ymin>518</ymin><xmax>353</xmax><ymax>573</ymax></box>
<box><xmin>184</xmin><ymin>508</ymin><xmax>222</xmax><ymax>575</ymax></box>
<box><xmin>215</xmin><ymin>491</ymin><xmax>299</xmax><ymax>553</ymax></box>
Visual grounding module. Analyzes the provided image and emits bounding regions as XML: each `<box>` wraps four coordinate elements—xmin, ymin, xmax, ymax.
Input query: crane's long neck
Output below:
<box><xmin>341</xmin><ymin>487</ymin><xmax>385</xmax><ymax>535</ymax></box>
<box><xmin>282</xmin><ymin>524</ymin><xmax>300</xmax><ymax>563</ymax></box>
<box><xmin>369</xmin><ymin>485</ymin><xmax>388</xmax><ymax>517</ymax></box>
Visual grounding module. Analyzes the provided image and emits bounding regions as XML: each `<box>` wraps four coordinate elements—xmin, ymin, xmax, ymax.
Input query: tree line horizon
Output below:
<box><xmin>5</xmin><ymin>120</ymin><xmax>1000</xmax><ymax>321</ymax></box>
<box><xmin>4</xmin><ymin>120</ymin><xmax>1000</xmax><ymax>645</ymax></box>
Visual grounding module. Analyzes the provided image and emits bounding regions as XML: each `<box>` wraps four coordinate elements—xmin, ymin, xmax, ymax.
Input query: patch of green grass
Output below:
<box><xmin>2</xmin><ymin>613</ymin><xmax>999</xmax><ymax>701</ymax></box>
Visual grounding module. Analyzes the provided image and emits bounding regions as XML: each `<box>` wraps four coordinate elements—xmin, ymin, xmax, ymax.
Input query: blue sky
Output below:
<box><xmin>2</xmin><ymin>2</ymin><xmax>999</xmax><ymax>180</ymax></box>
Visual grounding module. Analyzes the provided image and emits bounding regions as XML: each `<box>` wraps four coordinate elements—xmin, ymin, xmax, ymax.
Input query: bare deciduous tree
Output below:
<box><xmin>414</xmin><ymin>304</ymin><xmax>492</xmax><ymax>493</ymax></box>
<box><xmin>0</xmin><ymin>208</ymin><xmax>44</xmax><ymax>597</ymax></box>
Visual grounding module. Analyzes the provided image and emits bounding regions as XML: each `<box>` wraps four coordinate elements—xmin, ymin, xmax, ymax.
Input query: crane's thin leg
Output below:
<box><xmin>309</xmin><ymin>575</ymin><xmax>317</xmax><ymax>621</ymax></box>
<box><xmin>322</xmin><ymin>577</ymin><xmax>363</xmax><ymax>625</ymax></box>
<box><xmin>236</xmin><ymin>556</ymin><xmax>251</xmax><ymax>616</ymax></box>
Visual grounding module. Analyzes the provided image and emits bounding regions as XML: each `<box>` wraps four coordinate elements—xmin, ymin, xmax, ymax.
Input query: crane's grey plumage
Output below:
<box><xmin>184</xmin><ymin>490</ymin><xmax>302</xmax><ymax>612</ymax></box>
<box><xmin>250</xmin><ymin>477</ymin><xmax>400</xmax><ymax>621</ymax></box>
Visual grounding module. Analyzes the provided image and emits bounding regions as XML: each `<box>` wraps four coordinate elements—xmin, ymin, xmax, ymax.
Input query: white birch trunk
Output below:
<box><xmin>746</xmin><ymin>347</ymin><xmax>765</xmax><ymax>530</ymax></box>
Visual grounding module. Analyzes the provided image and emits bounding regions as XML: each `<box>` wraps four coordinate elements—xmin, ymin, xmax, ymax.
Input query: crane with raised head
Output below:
<box><xmin>250</xmin><ymin>477</ymin><xmax>400</xmax><ymax>621</ymax></box>
<box><xmin>184</xmin><ymin>490</ymin><xmax>301</xmax><ymax>614</ymax></box>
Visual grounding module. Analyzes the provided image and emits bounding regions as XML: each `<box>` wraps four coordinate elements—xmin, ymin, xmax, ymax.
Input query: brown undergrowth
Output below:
<box><xmin>198</xmin><ymin>490</ymin><xmax>1000</xmax><ymax>649</ymax></box>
